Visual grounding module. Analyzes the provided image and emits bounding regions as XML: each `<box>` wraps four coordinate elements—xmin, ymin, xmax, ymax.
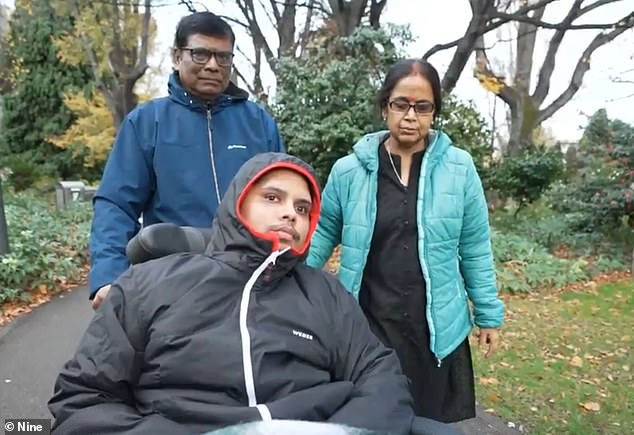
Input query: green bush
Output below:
<box><xmin>488</xmin><ymin>144</ymin><xmax>564</xmax><ymax>212</ymax></box>
<box><xmin>492</xmin><ymin>230</ymin><xmax>585</xmax><ymax>293</ymax></box>
<box><xmin>552</xmin><ymin>110</ymin><xmax>634</xmax><ymax>230</ymax></box>
<box><xmin>0</xmin><ymin>189</ymin><xmax>91</xmax><ymax>303</ymax></box>
<box><xmin>491</xmin><ymin>228</ymin><xmax>627</xmax><ymax>294</ymax></box>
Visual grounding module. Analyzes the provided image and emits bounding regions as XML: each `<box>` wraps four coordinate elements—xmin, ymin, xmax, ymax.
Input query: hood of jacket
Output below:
<box><xmin>167</xmin><ymin>72</ymin><xmax>249</xmax><ymax>111</ymax></box>
<box><xmin>206</xmin><ymin>152</ymin><xmax>322</xmax><ymax>275</ymax></box>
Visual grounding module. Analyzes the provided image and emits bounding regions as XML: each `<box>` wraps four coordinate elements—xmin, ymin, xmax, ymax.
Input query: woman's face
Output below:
<box><xmin>383</xmin><ymin>74</ymin><xmax>435</xmax><ymax>149</ymax></box>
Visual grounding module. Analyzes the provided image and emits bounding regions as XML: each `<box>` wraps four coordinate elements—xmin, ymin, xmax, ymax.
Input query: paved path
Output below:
<box><xmin>0</xmin><ymin>287</ymin><xmax>523</xmax><ymax>433</ymax></box>
<box><xmin>0</xmin><ymin>288</ymin><xmax>92</xmax><ymax>420</ymax></box>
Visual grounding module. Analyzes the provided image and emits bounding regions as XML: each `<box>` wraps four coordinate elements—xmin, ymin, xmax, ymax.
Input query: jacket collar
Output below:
<box><xmin>167</xmin><ymin>72</ymin><xmax>249</xmax><ymax>111</ymax></box>
<box><xmin>352</xmin><ymin>129</ymin><xmax>451</xmax><ymax>173</ymax></box>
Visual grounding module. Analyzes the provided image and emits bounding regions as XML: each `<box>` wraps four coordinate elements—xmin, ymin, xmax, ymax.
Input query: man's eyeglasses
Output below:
<box><xmin>181</xmin><ymin>47</ymin><xmax>234</xmax><ymax>67</ymax></box>
<box><xmin>388</xmin><ymin>98</ymin><xmax>435</xmax><ymax>115</ymax></box>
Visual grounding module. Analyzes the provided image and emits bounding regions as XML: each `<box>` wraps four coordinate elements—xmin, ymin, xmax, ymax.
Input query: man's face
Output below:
<box><xmin>239</xmin><ymin>169</ymin><xmax>313</xmax><ymax>252</ymax></box>
<box><xmin>173</xmin><ymin>33</ymin><xmax>233</xmax><ymax>99</ymax></box>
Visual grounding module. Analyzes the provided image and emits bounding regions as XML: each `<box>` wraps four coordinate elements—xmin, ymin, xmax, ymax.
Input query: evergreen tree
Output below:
<box><xmin>0</xmin><ymin>0</ymin><xmax>92</xmax><ymax>190</ymax></box>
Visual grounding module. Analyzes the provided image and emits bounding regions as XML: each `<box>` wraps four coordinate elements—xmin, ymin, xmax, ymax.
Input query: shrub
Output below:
<box><xmin>0</xmin><ymin>189</ymin><xmax>91</xmax><ymax>303</ymax></box>
<box><xmin>488</xmin><ymin>144</ymin><xmax>564</xmax><ymax>212</ymax></box>
<box><xmin>551</xmin><ymin>110</ymin><xmax>634</xmax><ymax>231</ymax></box>
<box><xmin>491</xmin><ymin>229</ymin><xmax>627</xmax><ymax>294</ymax></box>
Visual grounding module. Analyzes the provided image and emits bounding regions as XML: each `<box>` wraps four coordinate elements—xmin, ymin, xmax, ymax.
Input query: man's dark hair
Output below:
<box><xmin>376</xmin><ymin>58</ymin><xmax>443</xmax><ymax>121</ymax></box>
<box><xmin>173</xmin><ymin>11</ymin><xmax>235</xmax><ymax>48</ymax></box>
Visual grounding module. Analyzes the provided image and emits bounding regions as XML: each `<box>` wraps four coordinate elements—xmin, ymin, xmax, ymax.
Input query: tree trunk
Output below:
<box><xmin>328</xmin><ymin>0</ymin><xmax>368</xmax><ymax>36</ymax></box>
<box><xmin>0</xmin><ymin>177</ymin><xmax>9</xmax><ymax>255</ymax></box>
<box><xmin>438</xmin><ymin>0</ymin><xmax>491</xmax><ymax>94</ymax></box>
<box><xmin>507</xmin><ymin>99</ymin><xmax>523</xmax><ymax>156</ymax></box>
<box><xmin>103</xmin><ymin>79</ymin><xmax>139</xmax><ymax>131</ymax></box>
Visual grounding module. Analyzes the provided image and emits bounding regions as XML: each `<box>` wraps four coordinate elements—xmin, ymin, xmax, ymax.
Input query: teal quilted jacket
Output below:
<box><xmin>306</xmin><ymin>130</ymin><xmax>504</xmax><ymax>362</ymax></box>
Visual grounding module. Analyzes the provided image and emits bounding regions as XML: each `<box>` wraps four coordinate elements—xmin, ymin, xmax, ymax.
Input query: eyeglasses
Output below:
<box><xmin>388</xmin><ymin>98</ymin><xmax>435</xmax><ymax>115</ymax></box>
<box><xmin>181</xmin><ymin>47</ymin><xmax>234</xmax><ymax>67</ymax></box>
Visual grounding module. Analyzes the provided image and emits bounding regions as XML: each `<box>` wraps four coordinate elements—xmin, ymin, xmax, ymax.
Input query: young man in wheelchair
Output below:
<box><xmin>49</xmin><ymin>153</ymin><xmax>431</xmax><ymax>435</ymax></box>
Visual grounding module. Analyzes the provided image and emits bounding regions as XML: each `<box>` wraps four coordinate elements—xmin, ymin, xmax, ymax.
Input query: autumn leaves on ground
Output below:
<box><xmin>472</xmin><ymin>276</ymin><xmax>633</xmax><ymax>435</ymax></box>
<box><xmin>327</xmin><ymin>249</ymin><xmax>634</xmax><ymax>434</ymax></box>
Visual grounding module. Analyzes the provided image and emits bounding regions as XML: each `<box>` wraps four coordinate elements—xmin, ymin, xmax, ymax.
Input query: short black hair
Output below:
<box><xmin>173</xmin><ymin>11</ymin><xmax>235</xmax><ymax>48</ymax></box>
<box><xmin>376</xmin><ymin>58</ymin><xmax>443</xmax><ymax>120</ymax></box>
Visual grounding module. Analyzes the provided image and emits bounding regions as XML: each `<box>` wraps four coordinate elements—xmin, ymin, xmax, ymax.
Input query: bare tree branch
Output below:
<box><xmin>532</xmin><ymin>0</ymin><xmax>583</xmax><ymax>105</ymax></box>
<box><xmin>218</xmin><ymin>14</ymin><xmax>251</xmax><ymax>31</ymax></box>
<box><xmin>369</xmin><ymin>0</ymin><xmax>387</xmax><ymax>29</ymax></box>
<box><xmin>233</xmin><ymin>64</ymin><xmax>258</xmax><ymax>95</ymax></box>
<box><xmin>297</xmin><ymin>0</ymin><xmax>316</xmax><ymax>56</ymax></box>
<box><xmin>128</xmin><ymin>0</ymin><xmax>151</xmax><ymax>80</ymax></box>
<box><xmin>422</xmin><ymin>0</ymin><xmax>557</xmax><ymax>61</ymax></box>
<box><xmin>268</xmin><ymin>0</ymin><xmax>282</xmax><ymax>23</ymax></box>
<box><xmin>492</xmin><ymin>11</ymin><xmax>633</xmax><ymax>30</ymax></box>
<box><xmin>513</xmin><ymin>2</ymin><xmax>546</xmax><ymax>92</ymax></box>
<box><xmin>537</xmin><ymin>11</ymin><xmax>634</xmax><ymax>124</ymax></box>
<box><xmin>236</xmin><ymin>0</ymin><xmax>278</xmax><ymax>73</ymax></box>
<box><xmin>436</xmin><ymin>0</ymin><xmax>495</xmax><ymax>93</ymax></box>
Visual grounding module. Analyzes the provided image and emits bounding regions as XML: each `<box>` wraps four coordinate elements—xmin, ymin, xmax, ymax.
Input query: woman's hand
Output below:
<box><xmin>475</xmin><ymin>328</ymin><xmax>499</xmax><ymax>358</ymax></box>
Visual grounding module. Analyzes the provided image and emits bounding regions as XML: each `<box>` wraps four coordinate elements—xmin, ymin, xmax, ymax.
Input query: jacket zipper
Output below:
<box><xmin>239</xmin><ymin>248</ymin><xmax>289</xmax><ymax>420</ymax></box>
<box><xmin>417</xmin><ymin>138</ymin><xmax>442</xmax><ymax>368</ymax></box>
<box><xmin>206</xmin><ymin>108</ymin><xmax>222</xmax><ymax>207</ymax></box>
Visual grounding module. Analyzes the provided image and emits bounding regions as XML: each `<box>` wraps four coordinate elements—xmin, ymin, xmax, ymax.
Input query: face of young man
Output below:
<box><xmin>239</xmin><ymin>168</ymin><xmax>313</xmax><ymax>252</ymax></box>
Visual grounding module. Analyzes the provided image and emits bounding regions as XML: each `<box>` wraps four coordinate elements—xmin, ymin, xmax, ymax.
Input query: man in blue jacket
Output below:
<box><xmin>89</xmin><ymin>11</ymin><xmax>284</xmax><ymax>308</ymax></box>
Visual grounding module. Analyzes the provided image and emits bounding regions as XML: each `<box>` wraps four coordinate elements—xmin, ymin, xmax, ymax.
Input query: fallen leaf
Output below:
<box><xmin>570</xmin><ymin>356</ymin><xmax>583</xmax><ymax>368</ymax></box>
<box><xmin>479</xmin><ymin>377</ymin><xmax>499</xmax><ymax>385</ymax></box>
<box><xmin>580</xmin><ymin>402</ymin><xmax>601</xmax><ymax>411</ymax></box>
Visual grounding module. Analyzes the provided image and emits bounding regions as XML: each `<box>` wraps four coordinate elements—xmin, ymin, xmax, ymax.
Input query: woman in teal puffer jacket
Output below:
<box><xmin>306</xmin><ymin>59</ymin><xmax>504</xmax><ymax>423</ymax></box>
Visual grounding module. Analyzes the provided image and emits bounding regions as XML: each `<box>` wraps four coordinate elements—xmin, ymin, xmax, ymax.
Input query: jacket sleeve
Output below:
<box><xmin>48</xmin><ymin>270</ymin><xmax>192</xmax><ymax>435</ymax></box>
<box><xmin>89</xmin><ymin>116</ymin><xmax>154</xmax><ymax>297</ymax></box>
<box><xmin>459</xmin><ymin>156</ymin><xmax>504</xmax><ymax>328</ymax></box>
<box><xmin>306</xmin><ymin>162</ymin><xmax>344</xmax><ymax>269</ymax></box>
<box><xmin>327</xmin><ymin>280</ymin><xmax>414</xmax><ymax>435</ymax></box>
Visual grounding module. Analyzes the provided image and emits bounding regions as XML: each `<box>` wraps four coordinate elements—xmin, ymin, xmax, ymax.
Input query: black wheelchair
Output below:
<box><xmin>126</xmin><ymin>223</ymin><xmax>464</xmax><ymax>435</ymax></box>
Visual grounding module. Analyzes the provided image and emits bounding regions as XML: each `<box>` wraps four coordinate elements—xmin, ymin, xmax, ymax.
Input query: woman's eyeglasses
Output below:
<box><xmin>388</xmin><ymin>98</ymin><xmax>434</xmax><ymax>115</ymax></box>
<box><xmin>181</xmin><ymin>47</ymin><xmax>234</xmax><ymax>67</ymax></box>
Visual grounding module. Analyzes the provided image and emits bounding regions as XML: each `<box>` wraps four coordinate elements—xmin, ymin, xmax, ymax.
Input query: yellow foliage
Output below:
<box><xmin>474</xmin><ymin>69</ymin><xmax>506</xmax><ymax>95</ymax></box>
<box><xmin>14</xmin><ymin>0</ymin><xmax>32</xmax><ymax>14</ymax></box>
<box><xmin>49</xmin><ymin>91</ymin><xmax>115</xmax><ymax>168</ymax></box>
<box><xmin>51</xmin><ymin>0</ymin><xmax>157</xmax><ymax>80</ymax></box>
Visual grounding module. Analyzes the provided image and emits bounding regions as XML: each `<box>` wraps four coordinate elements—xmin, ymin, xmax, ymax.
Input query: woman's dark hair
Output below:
<box><xmin>376</xmin><ymin>59</ymin><xmax>442</xmax><ymax>120</ymax></box>
<box><xmin>173</xmin><ymin>12</ymin><xmax>235</xmax><ymax>48</ymax></box>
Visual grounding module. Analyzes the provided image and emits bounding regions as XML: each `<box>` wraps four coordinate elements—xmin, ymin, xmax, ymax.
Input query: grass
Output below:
<box><xmin>472</xmin><ymin>279</ymin><xmax>634</xmax><ymax>434</ymax></box>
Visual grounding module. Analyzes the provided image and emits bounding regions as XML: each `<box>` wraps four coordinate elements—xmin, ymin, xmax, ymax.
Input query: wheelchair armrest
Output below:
<box><xmin>125</xmin><ymin>223</ymin><xmax>212</xmax><ymax>265</ymax></box>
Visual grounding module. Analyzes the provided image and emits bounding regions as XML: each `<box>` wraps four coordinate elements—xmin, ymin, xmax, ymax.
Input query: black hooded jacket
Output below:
<box><xmin>48</xmin><ymin>153</ymin><xmax>415</xmax><ymax>435</ymax></box>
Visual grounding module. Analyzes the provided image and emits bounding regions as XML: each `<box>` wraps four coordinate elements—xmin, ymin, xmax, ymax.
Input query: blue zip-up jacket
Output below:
<box><xmin>89</xmin><ymin>73</ymin><xmax>284</xmax><ymax>297</ymax></box>
<box><xmin>306</xmin><ymin>130</ymin><xmax>504</xmax><ymax>362</ymax></box>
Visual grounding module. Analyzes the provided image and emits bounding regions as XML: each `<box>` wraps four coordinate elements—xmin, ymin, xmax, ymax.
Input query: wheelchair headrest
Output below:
<box><xmin>126</xmin><ymin>223</ymin><xmax>213</xmax><ymax>265</ymax></box>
